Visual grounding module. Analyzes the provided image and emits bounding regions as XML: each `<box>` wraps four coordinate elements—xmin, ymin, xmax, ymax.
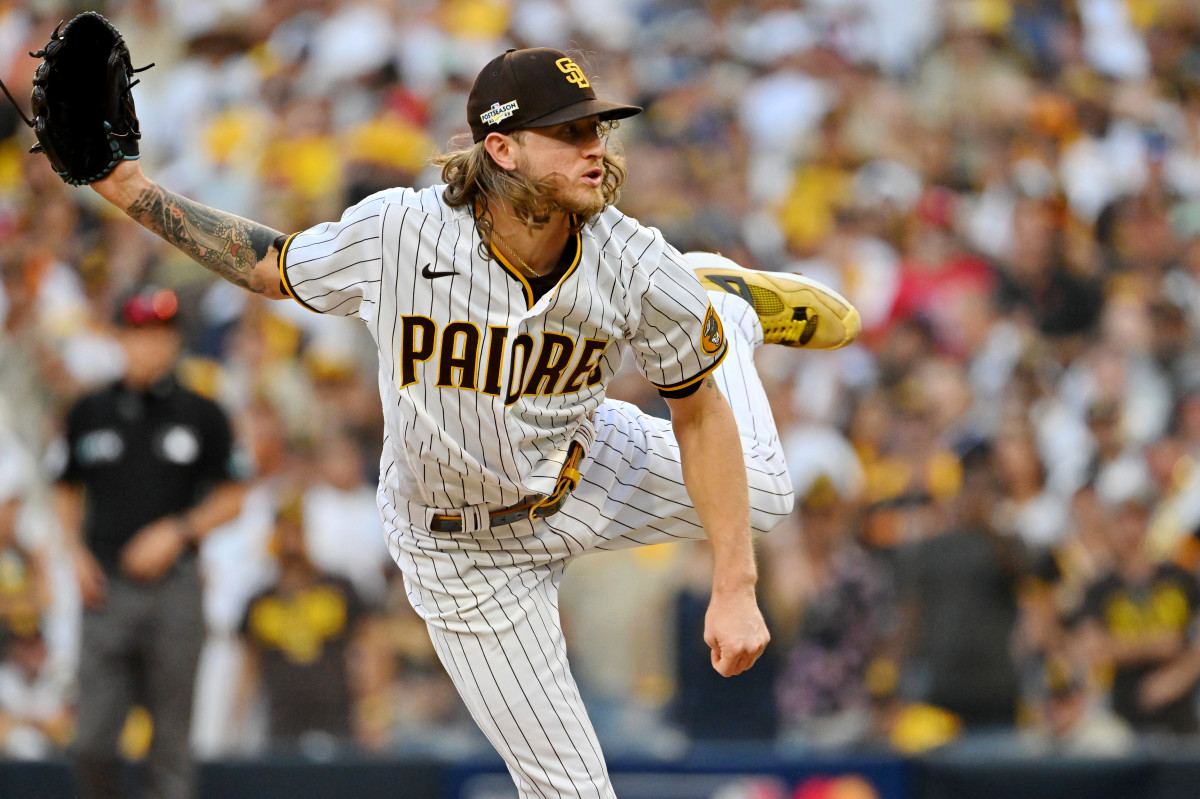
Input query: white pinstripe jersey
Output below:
<box><xmin>278</xmin><ymin>185</ymin><xmax>727</xmax><ymax>511</ymax></box>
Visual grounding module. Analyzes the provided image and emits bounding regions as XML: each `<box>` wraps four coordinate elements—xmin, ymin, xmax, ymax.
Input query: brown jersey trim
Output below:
<box><xmin>277</xmin><ymin>232</ymin><xmax>323</xmax><ymax>314</ymax></box>
<box><xmin>489</xmin><ymin>243</ymin><xmax>535</xmax><ymax>309</ymax></box>
<box><xmin>489</xmin><ymin>229</ymin><xmax>582</xmax><ymax>309</ymax></box>
<box><xmin>652</xmin><ymin>342</ymin><xmax>728</xmax><ymax>396</ymax></box>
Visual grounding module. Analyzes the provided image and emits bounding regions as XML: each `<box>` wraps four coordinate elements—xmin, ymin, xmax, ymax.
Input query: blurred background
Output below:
<box><xmin>4</xmin><ymin>0</ymin><xmax>1200</xmax><ymax>797</ymax></box>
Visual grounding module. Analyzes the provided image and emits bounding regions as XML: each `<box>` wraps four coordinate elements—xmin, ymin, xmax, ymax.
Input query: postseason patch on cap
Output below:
<box><xmin>480</xmin><ymin>100</ymin><xmax>519</xmax><ymax>127</ymax></box>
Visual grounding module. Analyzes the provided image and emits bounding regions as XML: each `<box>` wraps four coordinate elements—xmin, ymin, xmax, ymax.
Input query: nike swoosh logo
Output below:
<box><xmin>421</xmin><ymin>263</ymin><xmax>457</xmax><ymax>279</ymax></box>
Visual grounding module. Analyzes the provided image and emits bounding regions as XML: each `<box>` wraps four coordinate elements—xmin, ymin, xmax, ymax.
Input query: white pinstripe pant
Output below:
<box><xmin>385</xmin><ymin>293</ymin><xmax>794</xmax><ymax>798</ymax></box>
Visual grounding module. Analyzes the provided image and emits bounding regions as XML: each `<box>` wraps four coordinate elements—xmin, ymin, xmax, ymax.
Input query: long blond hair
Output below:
<box><xmin>433</xmin><ymin>127</ymin><xmax>627</xmax><ymax>259</ymax></box>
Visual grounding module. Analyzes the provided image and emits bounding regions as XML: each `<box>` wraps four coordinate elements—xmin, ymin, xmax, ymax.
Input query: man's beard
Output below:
<box><xmin>545</xmin><ymin>177</ymin><xmax>607</xmax><ymax>220</ymax></box>
<box><xmin>519</xmin><ymin>163</ymin><xmax>608</xmax><ymax>222</ymax></box>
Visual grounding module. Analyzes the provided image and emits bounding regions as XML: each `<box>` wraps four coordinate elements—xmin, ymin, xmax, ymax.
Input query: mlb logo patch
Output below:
<box><xmin>481</xmin><ymin>100</ymin><xmax>519</xmax><ymax>126</ymax></box>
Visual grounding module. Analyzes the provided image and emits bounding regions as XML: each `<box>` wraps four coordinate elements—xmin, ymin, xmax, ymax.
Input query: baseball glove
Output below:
<box><xmin>0</xmin><ymin>11</ymin><xmax>152</xmax><ymax>186</ymax></box>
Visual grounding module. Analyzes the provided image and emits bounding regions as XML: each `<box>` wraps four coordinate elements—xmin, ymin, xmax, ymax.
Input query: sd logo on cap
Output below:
<box><xmin>467</xmin><ymin>48</ymin><xmax>641</xmax><ymax>143</ymax></box>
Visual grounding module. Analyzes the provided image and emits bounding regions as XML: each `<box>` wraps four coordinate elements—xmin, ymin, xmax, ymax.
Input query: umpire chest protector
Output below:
<box><xmin>58</xmin><ymin>376</ymin><xmax>235</xmax><ymax>572</ymax></box>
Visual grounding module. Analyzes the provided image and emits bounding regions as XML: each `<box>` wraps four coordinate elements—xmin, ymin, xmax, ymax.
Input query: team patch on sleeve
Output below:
<box><xmin>700</xmin><ymin>303</ymin><xmax>724</xmax><ymax>355</ymax></box>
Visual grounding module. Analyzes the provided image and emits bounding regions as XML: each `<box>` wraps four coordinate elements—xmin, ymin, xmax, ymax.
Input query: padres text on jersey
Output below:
<box><xmin>278</xmin><ymin>185</ymin><xmax>726</xmax><ymax>510</ymax></box>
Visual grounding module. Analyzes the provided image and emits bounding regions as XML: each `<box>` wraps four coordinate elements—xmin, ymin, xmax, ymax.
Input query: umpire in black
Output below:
<box><xmin>54</xmin><ymin>286</ymin><xmax>246</xmax><ymax>799</ymax></box>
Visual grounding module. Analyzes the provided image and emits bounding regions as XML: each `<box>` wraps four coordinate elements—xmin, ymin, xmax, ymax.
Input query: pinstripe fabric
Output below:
<box><xmin>282</xmin><ymin>187</ymin><xmax>726</xmax><ymax>512</ymax></box>
<box><xmin>383</xmin><ymin>292</ymin><xmax>792</xmax><ymax>798</ymax></box>
<box><xmin>281</xmin><ymin>183</ymin><xmax>792</xmax><ymax>797</ymax></box>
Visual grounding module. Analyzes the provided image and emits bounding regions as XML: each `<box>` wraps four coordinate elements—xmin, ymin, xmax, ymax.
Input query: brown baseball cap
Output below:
<box><xmin>468</xmin><ymin>48</ymin><xmax>641</xmax><ymax>143</ymax></box>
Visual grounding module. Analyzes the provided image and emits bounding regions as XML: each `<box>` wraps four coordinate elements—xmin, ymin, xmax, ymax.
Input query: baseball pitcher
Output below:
<box><xmin>20</xmin><ymin>22</ymin><xmax>859</xmax><ymax>796</ymax></box>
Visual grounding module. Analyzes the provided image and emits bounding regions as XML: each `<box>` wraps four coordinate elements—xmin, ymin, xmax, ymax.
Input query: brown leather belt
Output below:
<box><xmin>429</xmin><ymin>442</ymin><xmax>584</xmax><ymax>534</ymax></box>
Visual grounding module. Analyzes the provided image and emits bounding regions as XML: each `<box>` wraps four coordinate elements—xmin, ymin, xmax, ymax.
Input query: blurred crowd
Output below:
<box><xmin>2</xmin><ymin>0</ymin><xmax>1200</xmax><ymax>765</ymax></box>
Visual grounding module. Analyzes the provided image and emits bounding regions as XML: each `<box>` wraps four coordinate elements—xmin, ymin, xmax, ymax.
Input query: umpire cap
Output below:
<box><xmin>468</xmin><ymin>48</ymin><xmax>641</xmax><ymax>142</ymax></box>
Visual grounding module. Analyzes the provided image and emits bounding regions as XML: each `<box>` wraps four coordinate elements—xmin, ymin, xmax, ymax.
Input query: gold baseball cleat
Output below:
<box><xmin>688</xmin><ymin>253</ymin><xmax>862</xmax><ymax>350</ymax></box>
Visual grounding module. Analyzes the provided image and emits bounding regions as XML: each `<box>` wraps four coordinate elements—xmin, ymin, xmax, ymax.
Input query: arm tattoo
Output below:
<box><xmin>704</xmin><ymin>377</ymin><xmax>717</xmax><ymax>389</ymax></box>
<box><xmin>126</xmin><ymin>185</ymin><xmax>282</xmax><ymax>293</ymax></box>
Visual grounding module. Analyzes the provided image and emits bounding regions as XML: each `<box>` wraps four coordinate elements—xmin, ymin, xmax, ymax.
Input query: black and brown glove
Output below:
<box><xmin>0</xmin><ymin>11</ymin><xmax>151</xmax><ymax>185</ymax></box>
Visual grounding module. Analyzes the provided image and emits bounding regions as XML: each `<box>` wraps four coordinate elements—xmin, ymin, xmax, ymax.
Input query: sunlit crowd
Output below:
<box><xmin>2</xmin><ymin>0</ymin><xmax>1200</xmax><ymax>762</ymax></box>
